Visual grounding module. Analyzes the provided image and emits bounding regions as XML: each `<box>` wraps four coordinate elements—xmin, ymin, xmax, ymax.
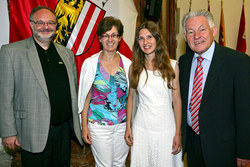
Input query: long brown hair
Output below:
<box><xmin>130</xmin><ymin>21</ymin><xmax>175</xmax><ymax>89</ymax></box>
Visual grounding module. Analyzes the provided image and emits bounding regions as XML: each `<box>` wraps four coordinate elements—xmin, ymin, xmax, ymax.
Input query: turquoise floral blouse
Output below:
<box><xmin>88</xmin><ymin>57</ymin><xmax>128</xmax><ymax>125</ymax></box>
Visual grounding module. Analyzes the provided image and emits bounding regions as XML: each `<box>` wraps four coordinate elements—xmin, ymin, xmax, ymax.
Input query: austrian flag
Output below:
<box><xmin>7</xmin><ymin>0</ymin><xmax>136</xmax><ymax>78</ymax></box>
<box><xmin>54</xmin><ymin>0</ymin><xmax>105</xmax><ymax>56</ymax></box>
<box><xmin>54</xmin><ymin>0</ymin><xmax>133</xmax><ymax>77</ymax></box>
<box><xmin>67</xmin><ymin>2</ymin><xmax>105</xmax><ymax>56</ymax></box>
<box><xmin>54</xmin><ymin>0</ymin><xmax>107</xmax><ymax>76</ymax></box>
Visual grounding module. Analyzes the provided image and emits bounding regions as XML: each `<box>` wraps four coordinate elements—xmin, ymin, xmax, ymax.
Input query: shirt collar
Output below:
<box><xmin>33</xmin><ymin>37</ymin><xmax>53</xmax><ymax>51</ymax></box>
<box><xmin>193</xmin><ymin>41</ymin><xmax>215</xmax><ymax>61</ymax></box>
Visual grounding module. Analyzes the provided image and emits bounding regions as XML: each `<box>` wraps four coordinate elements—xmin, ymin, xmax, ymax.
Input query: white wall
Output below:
<box><xmin>0</xmin><ymin>0</ymin><xmax>9</xmax><ymax>46</ymax></box>
<box><xmin>176</xmin><ymin>0</ymin><xmax>250</xmax><ymax>59</ymax></box>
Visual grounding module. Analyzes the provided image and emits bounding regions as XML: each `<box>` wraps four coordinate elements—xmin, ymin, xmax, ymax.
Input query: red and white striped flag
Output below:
<box><xmin>5</xmin><ymin>0</ymin><xmax>137</xmax><ymax>79</ymax></box>
<box><xmin>236</xmin><ymin>3</ymin><xmax>246</xmax><ymax>53</ymax></box>
<box><xmin>65</xmin><ymin>1</ymin><xmax>105</xmax><ymax>56</ymax></box>
<box><xmin>53</xmin><ymin>0</ymin><xmax>107</xmax><ymax>76</ymax></box>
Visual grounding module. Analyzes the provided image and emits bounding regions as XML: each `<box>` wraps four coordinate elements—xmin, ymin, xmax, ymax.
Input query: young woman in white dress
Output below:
<box><xmin>125</xmin><ymin>21</ymin><xmax>184</xmax><ymax>167</ymax></box>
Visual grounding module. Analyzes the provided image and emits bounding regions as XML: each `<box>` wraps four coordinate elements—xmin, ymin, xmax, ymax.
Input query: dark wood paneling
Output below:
<box><xmin>133</xmin><ymin>0</ymin><xmax>176</xmax><ymax>59</ymax></box>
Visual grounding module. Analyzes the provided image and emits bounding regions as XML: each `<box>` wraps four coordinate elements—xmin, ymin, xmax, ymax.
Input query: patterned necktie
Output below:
<box><xmin>190</xmin><ymin>56</ymin><xmax>204</xmax><ymax>135</ymax></box>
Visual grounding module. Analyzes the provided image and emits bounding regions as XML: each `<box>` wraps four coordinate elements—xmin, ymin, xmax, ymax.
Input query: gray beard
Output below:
<box><xmin>34</xmin><ymin>33</ymin><xmax>55</xmax><ymax>44</ymax></box>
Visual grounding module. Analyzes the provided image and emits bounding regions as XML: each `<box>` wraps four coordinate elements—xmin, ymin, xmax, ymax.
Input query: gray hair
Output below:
<box><xmin>182</xmin><ymin>9</ymin><xmax>215</xmax><ymax>35</ymax></box>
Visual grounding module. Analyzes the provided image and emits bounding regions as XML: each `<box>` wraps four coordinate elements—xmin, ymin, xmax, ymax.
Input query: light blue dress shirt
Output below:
<box><xmin>187</xmin><ymin>41</ymin><xmax>215</xmax><ymax>127</ymax></box>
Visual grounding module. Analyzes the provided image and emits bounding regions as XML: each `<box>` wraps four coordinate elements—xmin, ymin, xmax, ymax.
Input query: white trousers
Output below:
<box><xmin>88</xmin><ymin>122</ymin><xmax>129</xmax><ymax>167</ymax></box>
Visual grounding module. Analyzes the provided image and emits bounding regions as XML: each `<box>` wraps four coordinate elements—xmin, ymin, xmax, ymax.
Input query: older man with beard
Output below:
<box><xmin>0</xmin><ymin>6</ymin><xmax>83</xmax><ymax>167</ymax></box>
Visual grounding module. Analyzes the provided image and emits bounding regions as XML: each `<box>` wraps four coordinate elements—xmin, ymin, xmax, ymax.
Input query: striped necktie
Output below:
<box><xmin>190</xmin><ymin>56</ymin><xmax>204</xmax><ymax>135</ymax></box>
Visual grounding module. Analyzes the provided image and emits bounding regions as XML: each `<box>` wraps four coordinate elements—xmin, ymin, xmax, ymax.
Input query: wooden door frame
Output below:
<box><xmin>133</xmin><ymin>0</ymin><xmax>176</xmax><ymax>59</ymax></box>
<box><xmin>166</xmin><ymin>0</ymin><xmax>176</xmax><ymax>59</ymax></box>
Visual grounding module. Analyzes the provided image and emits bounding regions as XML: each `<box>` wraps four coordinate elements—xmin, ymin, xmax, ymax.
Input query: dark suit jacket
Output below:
<box><xmin>179</xmin><ymin>42</ymin><xmax>250</xmax><ymax>167</ymax></box>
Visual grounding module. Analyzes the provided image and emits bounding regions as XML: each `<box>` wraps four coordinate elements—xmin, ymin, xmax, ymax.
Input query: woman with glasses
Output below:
<box><xmin>78</xmin><ymin>16</ymin><xmax>131</xmax><ymax>167</ymax></box>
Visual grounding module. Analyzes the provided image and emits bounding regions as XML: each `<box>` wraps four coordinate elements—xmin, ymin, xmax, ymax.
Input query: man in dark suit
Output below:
<box><xmin>179</xmin><ymin>9</ymin><xmax>250</xmax><ymax>167</ymax></box>
<box><xmin>0</xmin><ymin>6</ymin><xmax>83</xmax><ymax>167</ymax></box>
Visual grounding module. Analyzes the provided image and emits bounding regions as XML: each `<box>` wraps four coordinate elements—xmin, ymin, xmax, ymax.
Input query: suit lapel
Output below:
<box><xmin>54</xmin><ymin>43</ymin><xmax>72</xmax><ymax>80</ymax></box>
<box><xmin>26</xmin><ymin>37</ymin><xmax>49</xmax><ymax>98</ymax></box>
<box><xmin>201</xmin><ymin>43</ymin><xmax>225</xmax><ymax>106</ymax></box>
<box><xmin>54</xmin><ymin>43</ymin><xmax>76</xmax><ymax>101</ymax></box>
<box><xmin>181</xmin><ymin>52</ymin><xmax>194</xmax><ymax>111</ymax></box>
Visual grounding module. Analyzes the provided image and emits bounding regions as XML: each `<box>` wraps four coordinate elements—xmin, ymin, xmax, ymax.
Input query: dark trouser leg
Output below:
<box><xmin>50</xmin><ymin>121</ymin><xmax>71</xmax><ymax>167</ymax></box>
<box><xmin>21</xmin><ymin>121</ymin><xmax>71</xmax><ymax>167</ymax></box>
<box><xmin>186</xmin><ymin>125</ymin><xmax>206</xmax><ymax>167</ymax></box>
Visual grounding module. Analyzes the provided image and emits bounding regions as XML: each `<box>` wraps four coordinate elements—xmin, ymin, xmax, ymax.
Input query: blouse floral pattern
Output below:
<box><xmin>88</xmin><ymin>57</ymin><xmax>128</xmax><ymax>125</ymax></box>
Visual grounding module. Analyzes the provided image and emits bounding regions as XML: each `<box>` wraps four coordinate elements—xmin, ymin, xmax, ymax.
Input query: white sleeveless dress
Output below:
<box><xmin>130</xmin><ymin>60</ymin><xmax>183</xmax><ymax>167</ymax></box>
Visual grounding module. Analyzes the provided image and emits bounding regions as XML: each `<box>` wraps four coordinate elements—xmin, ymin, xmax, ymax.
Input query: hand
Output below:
<box><xmin>82</xmin><ymin>126</ymin><xmax>92</xmax><ymax>144</ymax></box>
<box><xmin>125</xmin><ymin>126</ymin><xmax>133</xmax><ymax>146</ymax></box>
<box><xmin>2</xmin><ymin>136</ymin><xmax>20</xmax><ymax>150</ymax></box>
<box><xmin>237</xmin><ymin>157</ymin><xmax>250</xmax><ymax>167</ymax></box>
<box><xmin>172</xmin><ymin>134</ymin><xmax>182</xmax><ymax>155</ymax></box>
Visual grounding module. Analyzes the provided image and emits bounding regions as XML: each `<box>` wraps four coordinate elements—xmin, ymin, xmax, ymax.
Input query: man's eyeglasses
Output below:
<box><xmin>101</xmin><ymin>34</ymin><xmax>120</xmax><ymax>40</ymax></box>
<box><xmin>30</xmin><ymin>20</ymin><xmax>57</xmax><ymax>27</ymax></box>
